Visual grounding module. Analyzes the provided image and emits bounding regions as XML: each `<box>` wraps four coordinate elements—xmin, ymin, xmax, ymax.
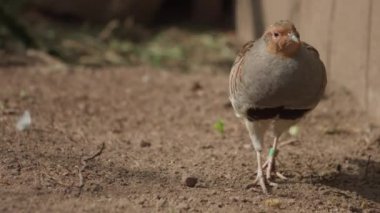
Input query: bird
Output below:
<box><xmin>229</xmin><ymin>20</ymin><xmax>327</xmax><ymax>193</ymax></box>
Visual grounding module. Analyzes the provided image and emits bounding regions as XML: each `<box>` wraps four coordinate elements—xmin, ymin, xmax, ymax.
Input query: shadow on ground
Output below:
<box><xmin>315</xmin><ymin>158</ymin><xmax>380</xmax><ymax>204</ymax></box>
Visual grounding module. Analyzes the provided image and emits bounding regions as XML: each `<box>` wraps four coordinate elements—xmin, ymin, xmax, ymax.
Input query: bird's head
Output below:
<box><xmin>263</xmin><ymin>20</ymin><xmax>301</xmax><ymax>57</ymax></box>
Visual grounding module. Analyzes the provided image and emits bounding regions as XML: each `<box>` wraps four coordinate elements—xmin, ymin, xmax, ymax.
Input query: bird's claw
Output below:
<box><xmin>251</xmin><ymin>157</ymin><xmax>288</xmax><ymax>193</ymax></box>
<box><xmin>263</xmin><ymin>155</ymin><xmax>288</xmax><ymax>180</ymax></box>
<box><xmin>252</xmin><ymin>172</ymin><xmax>283</xmax><ymax>193</ymax></box>
<box><xmin>252</xmin><ymin>172</ymin><xmax>268</xmax><ymax>194</ymax></box>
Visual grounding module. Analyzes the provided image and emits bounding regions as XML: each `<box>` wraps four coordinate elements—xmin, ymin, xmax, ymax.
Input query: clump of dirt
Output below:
<box><xmin>0</xmin><ymin>66</ymin><xmax>379</xmax><ymax>212</ymax></box>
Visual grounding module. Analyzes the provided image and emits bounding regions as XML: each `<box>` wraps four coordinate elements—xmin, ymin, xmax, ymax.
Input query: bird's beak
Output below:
<box><xmin>290</xmin><ymin>33</ymin><xmax>300</xmax><ymax>43</ymax></box>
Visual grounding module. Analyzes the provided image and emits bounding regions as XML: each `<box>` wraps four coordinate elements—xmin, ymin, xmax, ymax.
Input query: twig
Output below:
<box><xmin>41</xmin><ymin>171</ymin><xmax>72</xmax><ymax>188</ymax></box>
<box><xmin>38</xmin><ymin>161</ymin><xmax>73</xmax><ymax>188</ymax></box>
<box><xmin>278</xmin><ymin>139</ymin><xmax>299</xmax><ymax>148</ymax></box>
<box><xmin>77</xmin><ymin>142</ymin><xmax>105</xmax><ymax>193</ymax></box>
<box><xmin>363</xmin><ymin>155</ymin><xmax>372</xmax><ymax>179</ymax></box>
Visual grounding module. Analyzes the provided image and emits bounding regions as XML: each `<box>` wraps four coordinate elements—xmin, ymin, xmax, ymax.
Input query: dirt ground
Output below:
<box><xmin>0</xmin><ymin>65</ymin><xmax>380</xmax><ymax>212</ymax></box>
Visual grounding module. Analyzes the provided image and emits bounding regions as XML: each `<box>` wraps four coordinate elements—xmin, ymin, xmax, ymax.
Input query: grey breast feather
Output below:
<box><xmin>235</xmin><ymin>39</ymin><xmax>326</xmax><ymax>111</ymax></box>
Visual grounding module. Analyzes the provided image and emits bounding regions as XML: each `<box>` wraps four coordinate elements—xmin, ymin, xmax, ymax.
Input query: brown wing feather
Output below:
<box><xmin>302</xmin><ymin>41</ymin><xmax>327</xmax><ymax>105</ymax></box>
<box><xmin>229</xmin><ymin>40</ymin><xmax>255</xmax><ymax>96</ymax></box>
<box><xmin>302</xmin><ymin>41</ymin><xmax>320</xmax><ymax>58</ymax></box>
<box><xmin>234</xmin><ymin>41</ymin><xmax>255</xmax><ymax>64</ymax></box>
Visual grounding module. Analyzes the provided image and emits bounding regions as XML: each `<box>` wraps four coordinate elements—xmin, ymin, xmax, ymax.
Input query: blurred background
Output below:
<box><xmin>0</xmin><ymin>0</ymin><xmax>236</xmax><ymax>71</ymax></box>
<box><xmin>0</xmin><ymin>0</ymin><xmax>379</xmax><ymax>123</ymax></box>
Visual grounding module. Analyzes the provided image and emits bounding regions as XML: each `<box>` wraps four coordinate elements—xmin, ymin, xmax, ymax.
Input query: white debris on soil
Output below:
<box><xmin>16</xmin><ymin>110</ymin><xmax>32</xmax><ymax>131</ymax></box>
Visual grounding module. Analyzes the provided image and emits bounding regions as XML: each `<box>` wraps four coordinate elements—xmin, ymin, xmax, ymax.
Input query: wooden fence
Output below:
<box><xmin>236</xmin><ymin>0</ymin><xmax>380</xmax><ymax>123</ymax></box>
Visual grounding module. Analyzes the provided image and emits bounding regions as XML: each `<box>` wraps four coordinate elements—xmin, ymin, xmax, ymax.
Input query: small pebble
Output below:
<box><xmin>182</xmin><ymin>176</ymin><xmax>198</xmax><ymax>187</ymax></box>
<box><xmin>177</xmin><ymin>202</ymin><xmax>190</xmax><ymax>210</ymax></box>
<box><xmin>191</xmin><ymin>81</ymin><xmax>202</xmax><ymax>91</ymax></box>
<box><xmin>156</xmin><ymin>199</ymin><xmax>167</xmax><ymax>208</ymax></box>
<box><xmin>336</xmin><ymin>164</ymin><xmax>342</xmax><ymax>172</ymax></box>
<box><xmin>245</xmin><ymin>183</ymin><xmax>255</xmax><ymax>190</ymax></box>
<box><xmin>137</xmin><ymin>198</ymin><xmax>146</xmax><ymax>205</ymax></box>
<box><xmin>140</xmin><ymin>140</ymin><xmax>151</xmax><ymax>148</ymax></box>
<box><xmin>230</xmin><ymin>196</ymin><xmax>239</xmax><ymax>202</ymax></box>
<box><xmin>178</xmin><ymin>195</ymin><xmax>187</xmax><ymax>200</ymax></box>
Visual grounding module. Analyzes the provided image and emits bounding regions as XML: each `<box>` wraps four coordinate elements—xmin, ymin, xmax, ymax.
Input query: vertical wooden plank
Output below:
<box><xmin>368</xmin><ymin>0</ymin><xmax>380</xmax><ymax>123</ymax></box>
<box><xmin>298</xmin><ymin>0</ymin><xmax>334</xmax><ymax>75</ymax></box>
<box><xmin>261</xmin><ymin>0</ymin><xmax>301</xmax><ymax>27</ymax></box>
<box><xmin>235</xmin><ymin>0</ymin><xmax>300</xmax><ymax>42</ymax></box>
<box><xmin>235</xmin><ymin>0</ymin><xmax>256</xmax><ymax>42</ymax></box>
<box><xmin>329</xmin><ymin>0</ymin><xmax>370</xmax><ymax>107</ymax></box>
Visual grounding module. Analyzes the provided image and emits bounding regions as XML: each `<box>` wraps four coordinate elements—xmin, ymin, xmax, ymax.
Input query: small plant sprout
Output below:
<box><xmin>19</xmin><ymin>89</ymin><xmax>28</xmax><ymax>99</ymax></box>
<box><xmin>213</xmin><ymin>119</ymin><xmax>225</xmax><ymax>135</ymax></box>
<box><xmin>288</xmin><ymin>125</ymin><xmax>300</xmax><ymax>136</ymax></box>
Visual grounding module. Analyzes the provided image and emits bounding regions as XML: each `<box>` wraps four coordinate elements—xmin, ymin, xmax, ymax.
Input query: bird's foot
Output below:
<box><xmin>252</xmin><ymin>170</ymin><xmax>268</xmax><ymax>194</ymax></box>
<box><xmin>262</xmin><ymin>156</ymin><xmax>288</xmax><ymax>181</ymax></box>
<box><xmin>252</xmin><ymin>170</ymin><xmax>281</xmax><ymax>193</ymax></box>
<box><xmin>264</xmin><ymin>162</ymin><xmax>288</xmax><ymax>180</ymax></box>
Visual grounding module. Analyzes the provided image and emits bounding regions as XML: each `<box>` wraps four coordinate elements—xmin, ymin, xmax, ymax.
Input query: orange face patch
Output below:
<box><xmin>264</xmin><ymin>22</ymin><xmax>301</xmax><ymax>57</ymax></box>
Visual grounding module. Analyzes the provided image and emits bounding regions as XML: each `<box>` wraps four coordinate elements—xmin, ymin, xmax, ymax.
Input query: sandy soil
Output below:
<box><xmin>0</xmin><ymin>66</ymin><xmax>379</xmax><ymax>212</ymax></box>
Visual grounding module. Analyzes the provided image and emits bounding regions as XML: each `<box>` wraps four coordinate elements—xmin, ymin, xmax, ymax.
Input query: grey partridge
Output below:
<box><xmin>229</xmin><ymin>20</ymin><xmax>327</xmax><ymax>193</ymax></box>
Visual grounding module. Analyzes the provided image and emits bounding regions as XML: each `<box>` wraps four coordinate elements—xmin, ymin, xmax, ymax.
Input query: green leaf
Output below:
<box><xmin>213</xmin><ymin>119</ymin><xmax>225</xmax><ymax>134</ymax></box>
<box><xmin>288</xmin><ymin>125</ymin><xmax>300</xmax><ymax>136</ymax></box>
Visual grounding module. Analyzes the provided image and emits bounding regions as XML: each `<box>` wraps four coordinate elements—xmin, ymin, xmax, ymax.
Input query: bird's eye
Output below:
<box><xmin>273</xmin><ymin>33</ymin><xmax>279</xmax><ymax>38</ymax></box>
